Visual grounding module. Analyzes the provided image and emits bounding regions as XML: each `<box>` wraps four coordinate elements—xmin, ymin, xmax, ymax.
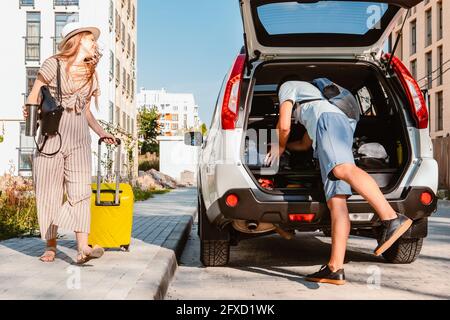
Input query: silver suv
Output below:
<box><xmin>189</xmin><ymin>0</ymin><xmax>438</xmax><ymax>267</ymax></box>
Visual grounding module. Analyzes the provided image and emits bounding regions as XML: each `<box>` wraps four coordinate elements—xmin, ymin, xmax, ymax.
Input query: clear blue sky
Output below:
<box><xmin>137</xmin><ymin>0</ymin><xmax>243</xmax><ymax>126</ymax></box>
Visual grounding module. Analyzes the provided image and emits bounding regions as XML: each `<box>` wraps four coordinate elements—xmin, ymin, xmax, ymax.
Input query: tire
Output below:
<box><xmin>200</xmin><ymin>239</ymin><xmax>230</xmax><ymax>267</ymax></box>
<box><xmin>381</xmin><ymin>238</ymin><xmax>423</xmax><ymax>264</ymax></box>
<box><xmin>197</xmin><ymin>196</ymin><xmax>202</xmax><ymax>237</ymax></box>
<box><xmin>198</xmin><ymin>193</ymin><xmax>231</xmax><ymax>266</ymax></box>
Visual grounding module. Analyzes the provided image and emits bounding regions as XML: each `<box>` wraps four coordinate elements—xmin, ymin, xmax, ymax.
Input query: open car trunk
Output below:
<box><xmin>243</xmin><ymin>60</ymin><xmax>410</xmax><ymax>200</ymax></box>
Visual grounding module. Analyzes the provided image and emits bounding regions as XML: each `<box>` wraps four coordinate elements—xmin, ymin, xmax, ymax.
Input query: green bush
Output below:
<box><xmin>0</xmin><ymin>176</ymin><xmax>39</xmax><ymax>240</ymax></box>
<box><xmin>138</xmin><ymin>160</ymin><xmax>159</xmax><ymax>172</ymax></box>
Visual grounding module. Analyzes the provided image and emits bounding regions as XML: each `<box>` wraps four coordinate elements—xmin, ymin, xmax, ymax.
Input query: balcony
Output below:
<box><xmin>53</xmin><ymin>0</ymin><xmax>79</xmax><ymax>9</ymax></box>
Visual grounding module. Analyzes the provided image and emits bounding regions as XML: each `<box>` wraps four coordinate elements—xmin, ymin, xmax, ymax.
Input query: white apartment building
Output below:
<box><xmin>137</xmin><ymin>88</ymin><xmax>201</xmax><ymax>136</ymax></box>
<box><xmin>0</xmin><ymin>0</ymin><xmax>138</xmax><ymax>178</ymax></box>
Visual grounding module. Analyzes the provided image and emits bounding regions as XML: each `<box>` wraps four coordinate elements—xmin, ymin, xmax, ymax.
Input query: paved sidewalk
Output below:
<box><xmin>0</xmin><ymin>187</ymin><xmax>197</xmax><ymax>300</ymax></box>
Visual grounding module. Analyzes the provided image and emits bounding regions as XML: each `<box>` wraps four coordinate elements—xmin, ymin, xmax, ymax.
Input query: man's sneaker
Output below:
<box><xmin>374</xmin><ymin>213</ymin><xmax>413</xmax><ymax>256</ymax></box>
<box><xmin>304</xmin><ymin>265</ymin><xmax>346</xmax><ymax>285</ymax></box>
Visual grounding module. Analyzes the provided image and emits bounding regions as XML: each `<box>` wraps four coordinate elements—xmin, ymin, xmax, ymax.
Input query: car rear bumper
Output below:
<box><xmin>210</xmin><ymin>186</ymin><xmax>437</xmax><ymax>229</ymax></box>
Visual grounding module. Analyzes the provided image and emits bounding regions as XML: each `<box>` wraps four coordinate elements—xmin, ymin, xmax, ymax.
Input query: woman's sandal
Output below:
<box><xmin>76</xmin><ymin>245</ymin><xmax>105</xmax><ymax>265</ymax></box>
<box><xmin>40</xmin><ymin>246</ymin><xmax>57</xmax><ymax>263</ymax></box>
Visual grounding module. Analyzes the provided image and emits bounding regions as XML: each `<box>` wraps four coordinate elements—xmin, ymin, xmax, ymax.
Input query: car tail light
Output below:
<box><xmin>384</xmin><ymin>53</ymin><xmax>428</xmax><ymax>129</ymax></box>
<box><xmin>420</xmin><ymin>191</ymin><xmax>433</xmax><ymax>206</ymax></box>
<box><xmin>221</xmin><ymin>54</ymin><xmax>246</xmax><ymax>130</ymax></box>
<box><xmin>288</xmin><ymin>213</ymin><xmax>315</xmax><ymax>223</ymax></box>
<box><xmin>225</xmin><ymin>194</ymin><xmax>239</xmax><ymax>207</ymax></box>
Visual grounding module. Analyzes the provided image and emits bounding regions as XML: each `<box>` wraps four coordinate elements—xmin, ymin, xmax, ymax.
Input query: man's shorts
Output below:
<box><xmin>313</xmin><ymin>112</ymin><xmax>355</xmax><ymax>202</ymax></box>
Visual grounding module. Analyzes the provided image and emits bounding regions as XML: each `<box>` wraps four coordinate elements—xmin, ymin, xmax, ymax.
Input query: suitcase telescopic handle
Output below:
<box><xmin>96</xmin><ymin>137</ymin><xmax>122</xmax><ymax>206</ymax></box>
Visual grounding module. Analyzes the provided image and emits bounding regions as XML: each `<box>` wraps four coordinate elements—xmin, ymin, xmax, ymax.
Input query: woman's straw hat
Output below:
<box><xmin>58</xmin><ymin>22</ymin><xmax>100</xmax><ymax>51</ymax></box>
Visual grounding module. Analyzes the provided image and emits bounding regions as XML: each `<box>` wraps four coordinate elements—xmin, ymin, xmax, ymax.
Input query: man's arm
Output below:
<box><xmin>264</xmin><ymin>100</ymin><xmax>293</xmax><ymax>166</ymax></box>
<box><xmin>277</xmin><ymin>100</ymin><xmax>294</xmax><ymax>152</ymax></box>
<box><xmin>287</xmin><ymin>132</ymin><xmax>312</xmax><ymax>152</ymax></box>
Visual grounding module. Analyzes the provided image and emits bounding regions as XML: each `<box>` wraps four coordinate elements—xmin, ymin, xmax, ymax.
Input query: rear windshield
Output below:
<box><xmin>252</xmin><ymin>1</ymin><xmax>400</xmax><ymax>47</ymax></box>
<box><xmin>257</xmin><ymin>1</ymin><xmax>388</xmax><ymax>35</ymax></box>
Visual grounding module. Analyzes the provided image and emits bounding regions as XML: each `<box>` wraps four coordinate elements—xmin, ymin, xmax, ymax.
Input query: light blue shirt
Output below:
<box><xmin>278</xmin><ymin>81</ymin><xmax>357</xmax><ymax>151</ymax></box>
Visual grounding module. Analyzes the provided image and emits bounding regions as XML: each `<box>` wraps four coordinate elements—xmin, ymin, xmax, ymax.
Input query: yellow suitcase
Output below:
<box><xmin>88</xmin><ymin>138</ymin><xmax>134</xmax><ymax>251</ymax></box>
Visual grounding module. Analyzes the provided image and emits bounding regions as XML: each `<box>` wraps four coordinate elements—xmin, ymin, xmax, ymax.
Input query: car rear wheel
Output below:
<box><xmin>381</xmin><ymin>238</ymin><xmax>423</xmax><ymax>264</ymax></box>
<box><xmin>200</xmin><ymin>239</ymin><xmax>230</xmax><ymax>267</ymax></box>
<box><xmin>198</xmin><ymin>194</ymin><xmax>230</xmax><ymax>267</ymax></box>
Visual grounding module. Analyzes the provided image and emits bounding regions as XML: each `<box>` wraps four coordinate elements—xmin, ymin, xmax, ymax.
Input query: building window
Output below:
<box><xmin>18</xmin><ymin>122</ymin><xmax>35</xmax><ymax>173</ymax></box>
<box><xmin>127</xmin><ymin>33</ymin><xmax>131</xmax><ymax>57</ymax></box>
<box><xmin>54</xmin><ymin>0</ymin><xmax>79</xmax><ymax>7</ymax></box>
<box><xmin>184</xmin><ymin>114</ymin><xmax>187</xmax><ymax>129</ymax></box>
<box><xmin>109</xmin><ymin>101</ymin><xmax>114</xmax><ymax>124</ymax></box>
<box><xmin>122</xmin><ymin>68</ymin><xmax>126</xmax><ymax>92</ymax></box>
<box><xmin>437</xmin><ymin>46</ymin><xmax>443</xmax><ymax>86</ymax></box>
<box><xmin>410</xmin><ymin>59</ymin><xmax>417</xmax><ymax>80</ymax></box>
<box><xmin>437</xmin><ymin>1</ymin><xmax>443</xmax><ymax>40</ymax></box>
<box><xmin>425</xmin><ymin>9</ymin><xmax>432</xmax><ymax>47</ymax></box>
<box><xmin>171</xmin><ymin>123</ymin><xmax>178</xmax><ymax>130</ymax></box>
<box><xmin>109</xmin><ymin>0</ymin><xmax>114</xmax><ymax>31</ymax></box>
<box><xmin>115</xmin><ymin>106</ymin><xmax>121</xmax><ymax>126</ymax></box>
<box><xmin>132</xmin><ymin>5</ymin><xmax>136</xmax><ymax>28</ymax></box>
<box><xmin>25</xmin><ymin>12</ymin><xmax>41</xmax><ymax>62</ymax></box>
<box><xmin>115</xmin><ymin>10</ymin><xmax>121</xmax><ymax>41</ymax></box>
<box><xmin>173</xmin><ymin>106</ymin><xmax>178</xmax><ymax>111</ymax></box>
<box><xmin>26</xmin><ymin>68</ymin><xmax>39</xmax><ymax>97</ymax></box>
<box><xmin>122</xmin><ymin>112</ymin><xmax>126</xmax><ymax>131</ymax></box>
<box><xmin>426</xmin><ymin>51</ymin><xmax>433</xmax><ymax>89</ymax></box>
<box><xmin>436</xmin><ymin>91</ymin><xmax>443</xmax><ymax>131</ymax></box>
<box><xmin>20</xmin><ymin>0</ymin><xmax>35</xmax><ymax>8</ymax></box>
<box><xmin>109</xmin><ymin>50</ymin><xmax>114</xmax><ymax>81</ymax></box>
<box><xmin>54</xmin><ymin>13</ymin><xmax>79</xmax><ymax>53</ymax></box>
<box><xmin>115</xmin><ymin>58</ymin><xmax>120</xmax><ymax>87</ymax></box>
<box><xmin>410</xmin><ymin>20</ymin><xmax>416</xmax><ymax>55</ymax></box>
<box><xmin>172</xmin><ymin>114</ymin><xmax>178</xmax><ymax>122</ymax></box>
<box><xmin>121</xmin><ymin>22</ymin><xmax>126</xmax><ymax>50</ymax></box>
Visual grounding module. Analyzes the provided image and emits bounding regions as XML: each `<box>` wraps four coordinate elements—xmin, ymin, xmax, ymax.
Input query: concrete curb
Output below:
<box><xmin>127</xmin><ymin>208</ymin><xmax>196</xmax><ymax>300</ymax></box>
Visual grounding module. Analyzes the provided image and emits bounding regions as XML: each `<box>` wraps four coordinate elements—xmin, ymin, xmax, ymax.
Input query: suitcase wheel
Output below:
<box><xmin>120</xmin><ymin>245</ymin><xmax>130</xmax><ymax>252</ymax></box>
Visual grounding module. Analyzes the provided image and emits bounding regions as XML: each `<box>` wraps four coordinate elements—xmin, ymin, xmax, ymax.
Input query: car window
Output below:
<box><xmin>357</xmin><ymin>86</ymin><xmax>377</xmax><ymax>116</ymax></box>
<box><xmin>257</xmin><ymin>1</ymin><xmax>389</xmax><ymax>36</ymax></box>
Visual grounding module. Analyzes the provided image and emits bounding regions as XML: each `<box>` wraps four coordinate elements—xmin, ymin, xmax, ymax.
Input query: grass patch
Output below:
<box><xmin>133</xmin><ymin>187</ymin><xmax>171</xmax><ymax>202</ymax></box>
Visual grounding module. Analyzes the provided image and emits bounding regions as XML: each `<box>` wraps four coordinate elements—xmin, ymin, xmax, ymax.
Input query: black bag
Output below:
<box><xmin>34</xmin><ymin>58</ymin><xmax>64</xmax><ymax>157</ymax></box>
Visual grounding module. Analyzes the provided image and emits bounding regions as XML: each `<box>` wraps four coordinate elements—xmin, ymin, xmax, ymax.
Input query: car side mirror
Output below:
<box><xmin>184</xmin><ymin>132</ymin><xmax>203</xmax><ymax>146</ymax></box>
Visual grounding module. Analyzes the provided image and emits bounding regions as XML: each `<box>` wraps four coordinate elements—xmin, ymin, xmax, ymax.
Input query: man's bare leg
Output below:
<box><xmin>332</xmin><ymin>163</ymin><xmax>397</xmax><ymax>221</ymax></box>
<box><xmin>327</xmin><ymin>195</ymin><xmax>351</xmax><ymax>271</ymax></box>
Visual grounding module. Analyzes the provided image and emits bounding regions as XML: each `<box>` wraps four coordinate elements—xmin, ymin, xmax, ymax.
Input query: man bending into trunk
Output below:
<box><xmin>264</xmin><ymin>77</ymin><xmax>413</xmax><ymax>286</ymax></box>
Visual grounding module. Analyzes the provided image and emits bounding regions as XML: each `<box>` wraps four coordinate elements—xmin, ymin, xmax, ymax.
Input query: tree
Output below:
<box><xmin>138</xmin><ymin>106</ymin><xmax>161</xmax><ymax>155</ymax></box>
<box><xmin>201</xmin><ymin>123</ymin><xmax>208</xmax><ymax>136</ymax></box>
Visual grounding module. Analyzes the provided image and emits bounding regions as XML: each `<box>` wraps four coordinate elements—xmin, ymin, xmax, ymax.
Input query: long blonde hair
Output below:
<box><xmin>53</xmin><ymin>31</ymin><xmax>102</xmax><ymax>110</ymax></box>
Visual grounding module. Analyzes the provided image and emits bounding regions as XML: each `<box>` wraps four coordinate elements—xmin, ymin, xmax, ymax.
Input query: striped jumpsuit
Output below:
<box><xmin>33</xmin><ymin>56</ymin><xmax>101</xmax><ymax>240</ymax></box>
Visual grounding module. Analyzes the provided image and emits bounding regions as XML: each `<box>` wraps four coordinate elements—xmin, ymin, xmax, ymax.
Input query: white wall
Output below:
<box><xmin>157</xmin><ymin>136</ymin><xmax>200</xmax><ymax>182</ymax></box>
<box><xmin>138</xmin><ymin>88</ymin><xmax>201</xmax><ymax>136</ymax></box>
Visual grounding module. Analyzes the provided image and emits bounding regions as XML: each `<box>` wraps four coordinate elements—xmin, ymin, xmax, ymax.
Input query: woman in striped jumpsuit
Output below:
<box><xmin>23</xmin><ymin>23</ymin><xmax>117</xmax><ymax>264</ymax></box>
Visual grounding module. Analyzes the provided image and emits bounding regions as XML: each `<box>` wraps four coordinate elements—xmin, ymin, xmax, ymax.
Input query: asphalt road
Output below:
<box><xmin>166</xmin><ymin>201</ymin><xmax>450</xmax><ymax>300</ymax></box>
